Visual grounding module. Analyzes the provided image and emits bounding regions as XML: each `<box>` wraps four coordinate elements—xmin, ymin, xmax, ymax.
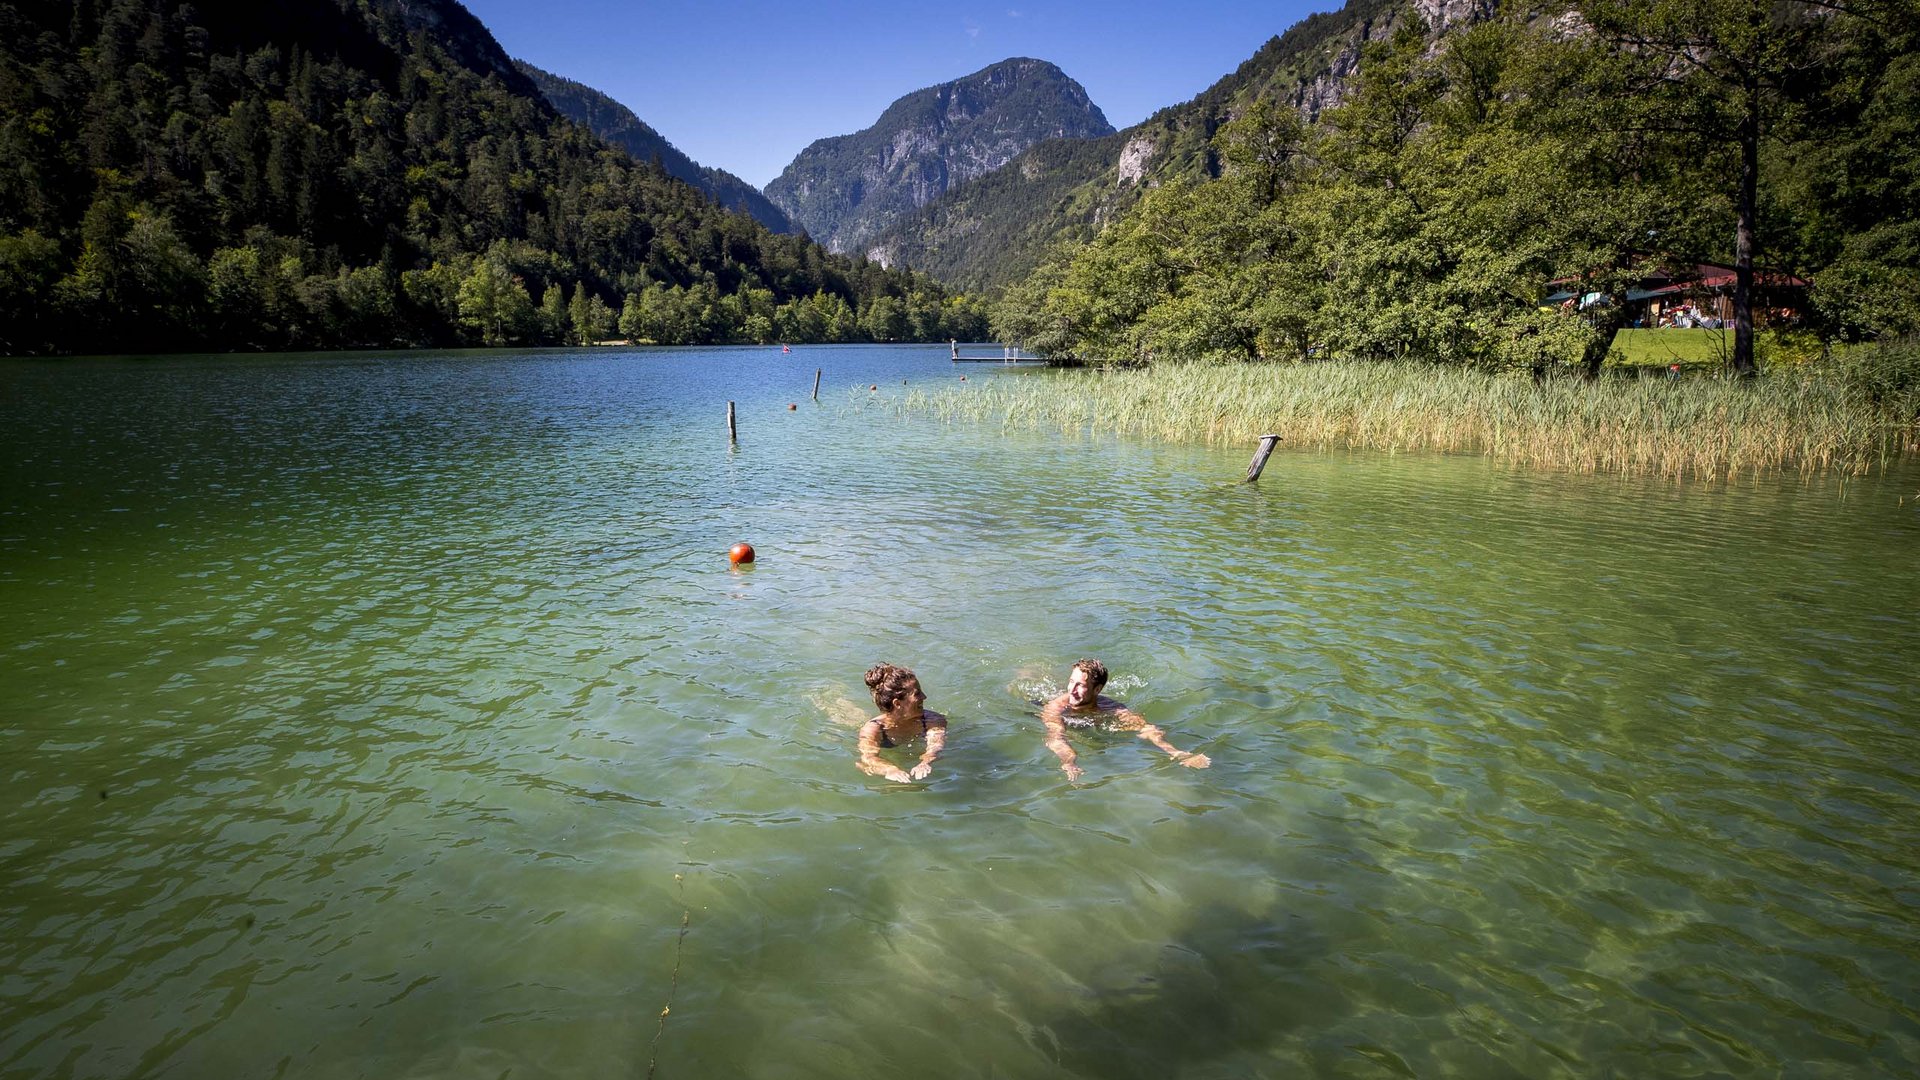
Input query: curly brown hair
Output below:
<box><xmin>1071</xmin><ymin>658</ymin><xmax>1109</xmax><ymax>691</ymax></box>
<box><xmin>864</xmin><ymin>663</ymin><xmax>921</xmax><ymax>712</ymax></box>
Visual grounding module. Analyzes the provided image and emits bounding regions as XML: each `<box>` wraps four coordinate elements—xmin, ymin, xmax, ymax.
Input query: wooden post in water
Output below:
<box><xmin>727</xmin><ymin>401</ymin><xmax>737</xmax><ymax>445</ymax></box>
<box><xmin>1244</xmin><ymin>434</ymin><xmax>1281</xmax><ymax>483</ymax></box>
<box><xmin>811</xmin><ymin>368</ymin><xmax>821</xmax><ymax>401</ymax></box>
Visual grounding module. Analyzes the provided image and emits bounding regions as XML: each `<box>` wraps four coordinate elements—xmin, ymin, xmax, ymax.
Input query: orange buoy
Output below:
<box><xmin>729</xmin><ymin>543</ymin><xmax>755</xmax><ymax>565</ymax></box>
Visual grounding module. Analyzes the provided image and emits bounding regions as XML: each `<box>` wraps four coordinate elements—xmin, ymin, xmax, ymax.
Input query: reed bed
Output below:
<box><xmin>898</xmin><ymin>360</ymin><xmax>1920</xmax><ymax>479</ymax></box>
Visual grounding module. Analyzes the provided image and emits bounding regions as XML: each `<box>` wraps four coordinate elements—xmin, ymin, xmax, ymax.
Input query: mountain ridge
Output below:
<box><xmin>764</xmin><ymin>57</ymin><xmax>1115</xmax><ymax>257</ymax></box>
<box><xmin>865</xmin><ymin>0</ymin><xmax>1434</xmax><ymax>292</ymax></box>
<box><xmin>515</xmin><ymin>61</ymin><xmax>794</xmax><ymax>234</ymax></box>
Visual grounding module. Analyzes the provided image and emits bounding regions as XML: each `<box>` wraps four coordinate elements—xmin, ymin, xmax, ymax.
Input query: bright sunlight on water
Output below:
<box><xmin>3</xmin><ymin>346</ymin><xmax>1918</xmax><ymax>1078</ymax></box>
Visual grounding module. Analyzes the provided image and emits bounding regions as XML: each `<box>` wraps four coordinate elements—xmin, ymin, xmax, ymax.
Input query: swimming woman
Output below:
<box><xmin>857</xmin><ymin>663</ymin><xmax>948</xmax><ymax>782</ymax></box>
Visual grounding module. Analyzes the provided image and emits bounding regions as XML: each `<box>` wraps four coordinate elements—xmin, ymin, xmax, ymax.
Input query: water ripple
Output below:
<box><xmin>2</xmin><ymin>349</ymin><xmax>1917</xmax><ymax>1078</ymax></box>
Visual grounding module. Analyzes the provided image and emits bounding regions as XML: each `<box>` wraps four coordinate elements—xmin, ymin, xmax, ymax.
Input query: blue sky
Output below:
<box><xmin>460</xmin><ymin>1</ymin><xmax>1330</xmax><ymax>188</ymax></box>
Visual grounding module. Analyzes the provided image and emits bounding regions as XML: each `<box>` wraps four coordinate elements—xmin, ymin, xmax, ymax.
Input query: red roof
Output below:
<box><xmin>1697</xmin><ymin>268</ymin><xmax>1809</xmax><ymax>289</ymax></box>
<box><xmin>1550</xmin><ymin>262</ymin><xmax>1810</xmax><ymax>292</ymax></box>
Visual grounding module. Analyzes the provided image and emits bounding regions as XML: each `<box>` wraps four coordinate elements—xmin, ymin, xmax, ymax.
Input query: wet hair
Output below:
<box><xmin>865</xmin><ymin>663</ymin><xmax>920</xmax><ymax>712</ymax></box>
<box><xmin>1071</xmin><ymin>658</ymin><xmax>1109</xmax><ymax>691</ymax></box>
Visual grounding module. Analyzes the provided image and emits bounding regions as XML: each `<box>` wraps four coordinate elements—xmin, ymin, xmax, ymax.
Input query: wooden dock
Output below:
<box><xmin>951</xmin><ymin>341</ymin><xmax>1044</xmax><ymax>363</ymax></box>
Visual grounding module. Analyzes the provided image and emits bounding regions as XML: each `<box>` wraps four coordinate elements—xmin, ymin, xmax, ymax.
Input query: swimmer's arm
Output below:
<box><xmin>1040</xmin><ymin>697</ymin><xmax>1082</xmax><ymax>781</ymax></box>
<box><xmin>910</xmin><ymin>717</ymin><xmax>947</xmax><ymax>781</ymax></box>
<box><xmin>857</xmin><ymin>720</ymin><xmax>911</xmax><ymax>782</ymax></box>
<box><xmin>1113</xmin><ymin>706</ymin><xmax>1211</xmax><ymax>769</ymax></box>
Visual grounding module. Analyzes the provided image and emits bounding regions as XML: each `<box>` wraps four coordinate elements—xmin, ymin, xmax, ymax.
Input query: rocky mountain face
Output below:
<box><xmin>516</xmin><ymin>62</ymin><xmax>794</xmax><ymax>233</ymax></box>
<box><xmin>763</xmin><ymin>58</ymin><xmax>1114</xmax><ymax>256</ymax></box>
<box><xmin>866</xmin><ymin>0</ymin><xmax>1488</xmax><ymax>293</ymax></box>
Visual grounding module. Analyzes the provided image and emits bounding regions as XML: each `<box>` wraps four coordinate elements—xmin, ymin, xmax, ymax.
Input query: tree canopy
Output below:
<box><xmin>0</xmin><ymin>0</ymin><xmax>987</xmax><ymax>354</ymax></box>
<box><xmin>989</xmin><ymin>3</ymin><xmax>1920</xmax><ymax>369</ymax></box>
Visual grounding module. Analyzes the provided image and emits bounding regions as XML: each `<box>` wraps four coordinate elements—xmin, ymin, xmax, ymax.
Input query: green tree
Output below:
<box><xmin>617</xmin><ymin>292</ymin><xmax>644</xmax><ymax>341</ymax></box>
<box><xmin>456</xmin><ymin>249</ymin><xmax>534</xmax><ymax>346</ymax></box>
<box><xmin>336</xmin><ymin>265</ymin><xmax>398</xmax><ymax>346</ymax></box>
<box><xmin>401</xmin><ymin>259</ymin><xmax>467</xmax><ymax>345</ymax></box>
<box><xmin>1573</xmin><ymin>0</ymin><xmax>1906</xmax><ymax>372</ymax></box>
<box><xmin>208</xmin><ymin>245</ymin><xmax>274</xmax><ymax>345</ymax></box>
<box><xmin>859</xmin><ymin>294</ymin><xmax>907</xmax><ymax>342</ymax></box>
<box><xmin>0</xmin><ymin>229</ymin><xmax>66</xmax><ymax>353</ymax></box>
<box><xmin>568</xmin><ymin>281</ymin><xmax>614</xmax><ymax>344</ymax></box>
<box><xmin>538</xmin><ymin>282</ymin><xmax>570</xmax><ymax>344</ymax></box>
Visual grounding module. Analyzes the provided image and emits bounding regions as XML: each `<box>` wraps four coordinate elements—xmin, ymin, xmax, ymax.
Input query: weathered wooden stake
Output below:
<box><xmin>811</xmin><ymin>368</ymin><xmax>821</xmax><ymax>401</ymax></box>
<box><xmin>1244</xmin><ymin>434</ymin><xmax>1282</xmax><ymax>483</ymax></box>
<box><xmin>727</xmin><ymin>400</ymin><xmax>737</xmax><ymax>444</ymax></box>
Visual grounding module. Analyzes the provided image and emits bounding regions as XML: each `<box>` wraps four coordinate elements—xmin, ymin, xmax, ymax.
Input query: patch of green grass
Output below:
<box><xmin>895</xmin><ymin>358</ymin><xmax>1917</xmax><ymax>478</ymax></box>
<box><xmin>1609</xmin><ymin>328</ymin><xmax>1827</xmax><ymax>370</ymax></box>
<box><xmin>1610</xmin><ymin>328</ymin><xmax>1732</xmax><ymax>368</ymax></box>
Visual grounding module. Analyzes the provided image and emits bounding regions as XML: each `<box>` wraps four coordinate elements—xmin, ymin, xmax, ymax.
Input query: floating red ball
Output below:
<box><xmin>729</xmin><ymin>543</ymin><xmax>755</xmax><ymax>565</ymax></box>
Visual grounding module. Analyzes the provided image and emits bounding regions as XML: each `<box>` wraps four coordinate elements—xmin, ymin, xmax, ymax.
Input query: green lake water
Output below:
<box><xmin>3</xmin><ymin>346</ymin><xmax>1918</xmax><ymax>1078</ymax></box>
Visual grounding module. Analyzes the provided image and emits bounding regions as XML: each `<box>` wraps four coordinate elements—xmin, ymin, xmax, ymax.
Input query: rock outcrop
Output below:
<box><xmin>864</xmin><ymin>0</ymin><xmax>1503</xmax><ymax>293</ymax></box>
<box><xmin>764</xmin><ymin>58</ymin><xmax>1113</xmax><ymax>254</ymax></box>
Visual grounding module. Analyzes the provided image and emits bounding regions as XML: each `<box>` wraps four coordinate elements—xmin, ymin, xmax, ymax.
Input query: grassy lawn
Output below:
<box><xmin>1610</xmin><ymin>328</ymin><xmax>1734</xmax><ymax>369</ymax></box>
<box><xmin>1609</xmin><ymin>328</ymin><xmax>1827</xmax><ymax>370</ymax></box>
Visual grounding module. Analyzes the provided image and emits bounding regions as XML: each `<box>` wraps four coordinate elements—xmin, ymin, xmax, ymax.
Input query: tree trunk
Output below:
<box><xmin>1732</xmin><ymin>52</ymin><xmax>1761</xmax><ymax>376</ymax></box>
<box><xmin>1579</xmin><ymin>295</ymin><xmax>1632</xmax><ymax>380</ymax></box>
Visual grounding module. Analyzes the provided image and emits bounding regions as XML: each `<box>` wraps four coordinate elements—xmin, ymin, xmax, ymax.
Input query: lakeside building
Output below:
<box><xmin>1546</xmin><ymin>263</ymin><xmax>1810</xmax><ymax>328</ymax></box>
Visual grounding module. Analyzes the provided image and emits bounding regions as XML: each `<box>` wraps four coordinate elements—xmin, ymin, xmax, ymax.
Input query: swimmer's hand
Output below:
<box><xmin>1062</xmin><ymin>763</ymin><xmax>1083</xmax><ymax>782</ymax></box>
<box><xmin>908</xmin><ymin>762</ymin><xmax>933</xmax><ymax>781</ymax></box>
<box><xmin>882</xmin><ymin>766</ymin><xmax>912</xmax><ymax>783</ymax></box>
<box><xmin>1173</xmin><ymin>751</ymin><xmax>1211</xmax><ymax>769</ymax></box>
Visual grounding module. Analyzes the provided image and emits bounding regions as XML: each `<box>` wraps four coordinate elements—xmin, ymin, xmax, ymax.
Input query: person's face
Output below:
<box><xmin>891</xmin><ymin>679</ymin><xmax>926</xmax><ymax>719</ymax></box>
<box><xmin>1067</xmin><ymin>668</ymin><xmax>1097</xmax><ymax>708</ymax></box>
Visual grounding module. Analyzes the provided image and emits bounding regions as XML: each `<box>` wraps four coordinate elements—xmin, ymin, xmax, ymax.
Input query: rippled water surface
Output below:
<box><xmin>3</xmin><ymin>346</ymin><xmax>1918</xmax><ymax>1079</ymax></box>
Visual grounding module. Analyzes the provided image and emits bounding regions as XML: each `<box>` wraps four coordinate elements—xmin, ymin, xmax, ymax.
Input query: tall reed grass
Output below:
<box><xmin>898</xmin><ymin>358</ymin><xmax>1919</xmax><ymax>479</ymax></box>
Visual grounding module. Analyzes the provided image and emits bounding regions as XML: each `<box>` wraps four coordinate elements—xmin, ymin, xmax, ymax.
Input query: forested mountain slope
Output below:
<box><xmin>0</xmin><ymin>0</ymin><xmax>981</xmax><ymax>353</ymax></box>
<box><xmin>515</xmin><ymin>61</ymin><xmax>793</xmax><ymax>234</ymax></box>
<box><xmin>764</xmin><ymin>57</ymin><xmax>1114</xmax><ymax>257</ymax></box>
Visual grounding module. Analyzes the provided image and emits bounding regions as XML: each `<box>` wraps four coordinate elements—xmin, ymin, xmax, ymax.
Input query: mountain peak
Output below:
<box><xmin>765</xmin><ymin>58</ymin><xmax>1114</xmax><ymax>255</ymax></box>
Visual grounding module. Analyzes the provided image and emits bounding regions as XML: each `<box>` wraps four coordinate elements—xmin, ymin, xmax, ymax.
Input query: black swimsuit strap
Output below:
<box><xmin>873</xmin><ymin>718</ymin><xmax>925</xmax><ymax>749</ymax></box>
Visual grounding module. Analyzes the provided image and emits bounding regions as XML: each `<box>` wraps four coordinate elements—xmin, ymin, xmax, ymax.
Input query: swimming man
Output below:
<box><xmin>1040</xmin><ymin>659</ymin><xmax>1210</xmax><ymax>781</ymax></box>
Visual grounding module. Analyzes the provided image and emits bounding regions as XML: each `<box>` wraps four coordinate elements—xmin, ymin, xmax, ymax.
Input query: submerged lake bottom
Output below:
<box><xmin>2</xmin><ymin>346</ymin><xmax>1918</xmax><ymax>1078</ymax></box>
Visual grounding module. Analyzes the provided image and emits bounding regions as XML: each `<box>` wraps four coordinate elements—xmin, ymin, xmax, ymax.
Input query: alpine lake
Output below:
<box><xmin>3</xmin><ymin>345</ymin><xmax>1917</xmax><ymax>1079</ymax></box>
